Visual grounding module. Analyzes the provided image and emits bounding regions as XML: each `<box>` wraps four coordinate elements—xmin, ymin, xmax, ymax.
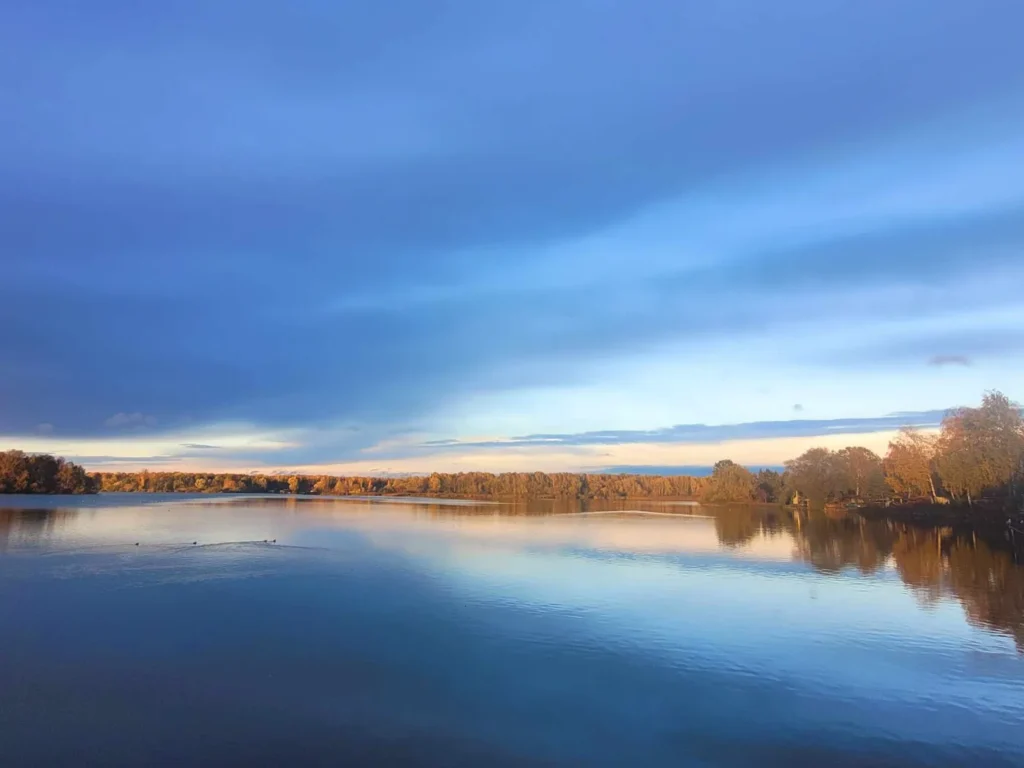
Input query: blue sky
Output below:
<box><xmin>1</xmin><ymin>1</ymin><xmax>1023</xmax><ymax>473</ymax></box>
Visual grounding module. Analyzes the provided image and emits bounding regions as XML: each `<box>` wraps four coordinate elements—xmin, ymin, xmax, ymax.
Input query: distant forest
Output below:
<box><xmin>3</xmin><ymin>391</ymin><xmax>1021</xmax><ymax>513</ymax></box>
<box><xmin>93</xmin><ymin>470</ymin><xmax>708</xmax><ymax>499</ymax></box>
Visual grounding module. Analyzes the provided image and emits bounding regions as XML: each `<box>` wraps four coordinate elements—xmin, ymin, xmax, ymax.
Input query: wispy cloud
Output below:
<box><xmin>929</xmin><ymin>355</ymin><xmax>972</xmax><ymax>367</ymax></box>
<box><xmin>414</xmin><ymin>412</ymin><xmax>948</xmax><ymax>452</ymax></box>
<box><xmin>283</xmin><ymin>428</ymin><xmax>922</xmax><ymax>476</ymax></box>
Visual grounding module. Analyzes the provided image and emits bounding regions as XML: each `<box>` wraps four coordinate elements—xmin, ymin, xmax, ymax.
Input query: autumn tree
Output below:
<box><xmin>755</xmin><ymin>468</ymin><xmax>786</xmax><ymax>503</ymax></box>
<box><xmin>936</xmin><ymin>411</ymin><xmax>987</xmax><ymax>505</ymax></box>
<box><xmin>55</xmin><ymin>459</ymin><xmax>93</xmax><ymax>494</ymax></box>
<box><xmin>0</xmin><ymin>450</ymin><xmax>32</xmax><ymax>493</ymax></box>
<box><xmin>701</xmin><ymin>460</ymin><xmax>756</xmax><ymax>503</ymax></box>
<box><xmin>835</xmin><ymin>446</ymin><xmax>886</xmax><ymax>500</ymax></box>
<box><xmin>883</xmin><ymin>428</ymin><xmax>938</xmax><ymax>500</ymax></box>
<box><xmin>936</xmin><ymin>391</ymin><xmax>1024</xmax><ymax>506</ymax></box>
<box><xmin>784</xmin><ymin>448</ymin><xmax>845</xmax><ymax>507</ymax></box>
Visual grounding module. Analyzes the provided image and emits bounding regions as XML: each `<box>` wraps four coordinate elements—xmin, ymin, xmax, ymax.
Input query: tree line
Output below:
<box><xmin>784</xmin><ymin>391</ymin><xmax>1023</xmax><ymax>511</ymax></box>
<box><xmin>92</xmin><ymin>470</ymin><xmax>709</xmax><ymax>499</ymax></box>
<box><xmin>699</xmin><ymin>391</ymin><xmax>1023</xmax><ymax>511</ymax></box>
<box><xmin>4</xmin><ymin>390</ymin><xmax>1020</xmax><ymax>510</ymax></box>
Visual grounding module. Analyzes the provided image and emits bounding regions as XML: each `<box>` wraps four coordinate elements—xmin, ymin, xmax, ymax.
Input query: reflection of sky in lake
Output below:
<box><xmin>2</xmin><ymin>496</ymin><xmax>1023</xmax><ymax>765</ymax></box>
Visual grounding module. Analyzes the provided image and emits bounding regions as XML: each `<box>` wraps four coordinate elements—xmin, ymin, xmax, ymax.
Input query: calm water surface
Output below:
<box><xmin>2</xmin><ymin>495</ymin><xmax>1023</xmax><ymax>766</ymax></box>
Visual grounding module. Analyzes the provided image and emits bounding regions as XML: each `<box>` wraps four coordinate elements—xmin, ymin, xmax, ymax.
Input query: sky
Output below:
<box><xmin>2</xmin><ymin>1</ymin><xmax>1023</xmax><ymax>475</ymax></box>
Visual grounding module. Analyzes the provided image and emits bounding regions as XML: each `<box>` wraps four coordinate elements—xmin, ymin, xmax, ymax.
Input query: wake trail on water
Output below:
<box><xmin>29</xmin><ymin>540</ymin><xmax>327</xmax><ymax>557</ymax></box>
<box><xmin>162</xmin><ymin>540</ymin><xmax>325</xmax><ymax>554</ymax></box>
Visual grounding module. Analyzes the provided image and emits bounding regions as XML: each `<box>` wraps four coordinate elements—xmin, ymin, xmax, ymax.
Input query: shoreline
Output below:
<box><xmin>4</xmin><ymin>488</ymin><xmax>1022</xmax><ymax>530</ymax></box>
<box><xmin>854</xmin><ymin>501</ymin><xmax>1024</xmax><ymax>527</ymax></box>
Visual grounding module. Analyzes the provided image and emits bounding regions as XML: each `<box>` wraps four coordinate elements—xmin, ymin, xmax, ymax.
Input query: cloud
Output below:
<box><xmin>792</xmin><ymin>404</ymin><xmax>804</xmax><ymax>413</ymax></box>
<box><xmin>817</xmin><ymin>325</ymin><xmax>1024</xmax><ymax>370</ymax></box>
<box><xmin>104</xmin><ymin>412</ymin><xmax>158</xmax><ymax>429</ymax></box>
<box><xmin>34</xmin><ymin>423</ymin><xmax>54</xmax><ymax>435</ymax></box>
<box><xmin>63</xmin><ymin>455</ymin><xmax>183</xmax><ymax>467</ymax></box>
<box><xmin>407</xmin><ymin>411</ymin><xmax>948</xmax><ymax>454</ymax></box>
<box><xmin>928</xmin><ymin>355</ymin><xmax>972</xmax><ymax>367</ymax></box>
<box><xmin>180</xmin><ymin>443</ymin><xmax>218</xmax><ymax>450</ymax></box>
<box><xmin>283</xmin><ymin>428</ymin><xmax>920</xmax><ymax>475</ymax></box>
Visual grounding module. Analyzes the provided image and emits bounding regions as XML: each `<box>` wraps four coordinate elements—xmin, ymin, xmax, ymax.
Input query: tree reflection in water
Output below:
<box><xmin>0</xmin><ymin>508</ymin><xmax>76</xmax><ymax>552</ymax></box>
<box><xmin>946</xmin><ymin>538</ymin><xmax>1024</xmax><ymax>649</ymax></box>
<box><xmin>781</xmin><ymin>507</ymin><xmax>1024</xmax><ymax>650</ymax></box>
<box><xmin>2</xmin><ymin>503</ymin><xmax>1022</xmax><ymax>651</ymax></box>
<box><xmin>695</xmin><ymin>504</ymin><xmax>1023</xmax><ymax>649</ymax></box>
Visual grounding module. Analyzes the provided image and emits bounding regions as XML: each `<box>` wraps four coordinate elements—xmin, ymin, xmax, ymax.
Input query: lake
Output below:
<box><xmin>2</xmin><ymin>495</ymin><xmax>1023</xmax><ymax>766</ymax></box>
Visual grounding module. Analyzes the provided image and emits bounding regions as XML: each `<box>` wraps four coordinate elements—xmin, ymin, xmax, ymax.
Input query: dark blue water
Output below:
<box><xmin>2</xmin><ymin>496</ymin><xmax>1023</xmax><ymax>766</ymax></box>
